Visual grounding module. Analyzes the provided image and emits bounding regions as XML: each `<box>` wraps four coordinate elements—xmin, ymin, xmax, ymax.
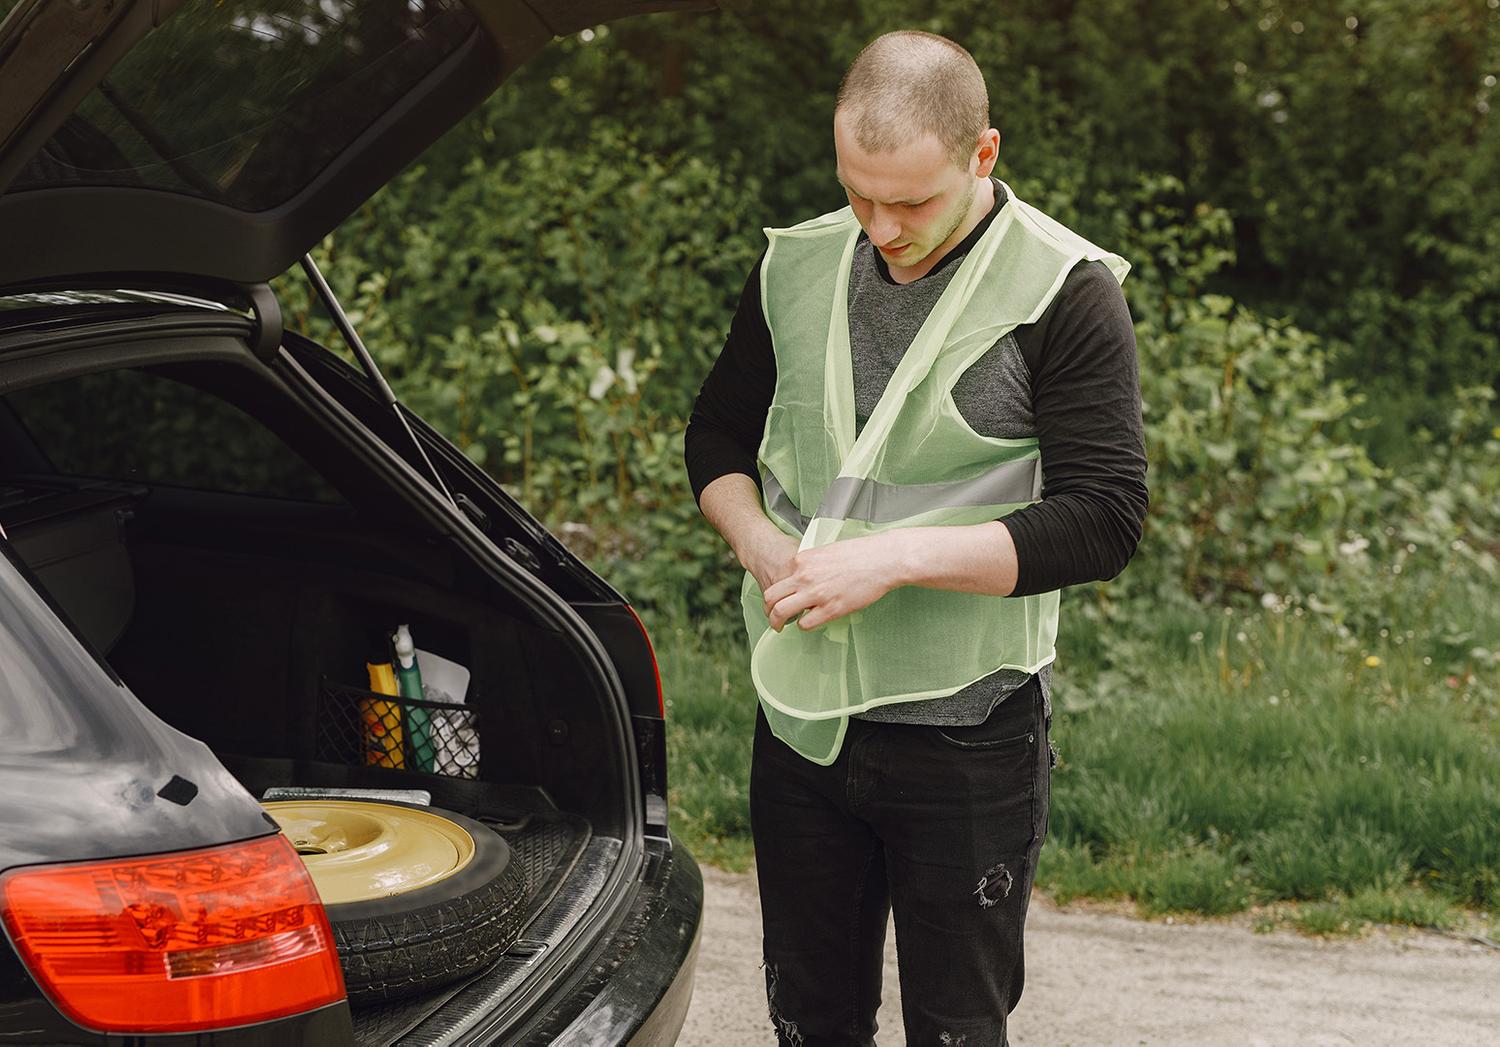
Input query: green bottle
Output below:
<box><xmin>393</xmin><ymin>625</ymin><xmax>433</xmax><ymax>772</ymax></box>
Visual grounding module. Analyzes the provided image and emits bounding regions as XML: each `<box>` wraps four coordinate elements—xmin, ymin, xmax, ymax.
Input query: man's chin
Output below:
<box><xmin>881</xmin><ymin>243</ymin><xmax>930</xmax><ymax>266</ymax></box>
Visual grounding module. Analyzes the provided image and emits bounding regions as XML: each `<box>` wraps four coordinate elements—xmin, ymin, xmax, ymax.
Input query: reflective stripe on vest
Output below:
<box><xmin>764</xmin><ymin>456</ymin><xmax>1042</xmax><ymax>534</ymax></box>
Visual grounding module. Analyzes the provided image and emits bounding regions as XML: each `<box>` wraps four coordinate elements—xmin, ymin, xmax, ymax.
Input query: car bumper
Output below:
<box><xmin>384</xmin><ymin>831</ymin><xmax>702</xmax><ymax>1046</ymax></box>
<box><xmin>509</xmin><ymin>834</ymin><xmax>703</xmax><ymax>1046</ymax></box>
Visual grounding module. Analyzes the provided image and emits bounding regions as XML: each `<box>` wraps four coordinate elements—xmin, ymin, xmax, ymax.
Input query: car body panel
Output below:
<box><xmin>393</xmin><ymin>834</ymin><xmax>702</xmax><ymax>1046</ymax></box>
<box><xmin>533</xmin><ymin>837</ymin><xmax>703</xmax><ymax>1047</ymax></box>
<box><xmin>0</xmin><ymin>546</ymin><xmax>273</xmax><ymax>871</ymax></box>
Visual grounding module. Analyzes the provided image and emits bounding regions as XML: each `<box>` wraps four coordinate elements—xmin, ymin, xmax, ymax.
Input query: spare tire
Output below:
<box><xmin>263</xmin><ymin>799</ymin><xmax>530</xmax><ymax>1003</ymax></box>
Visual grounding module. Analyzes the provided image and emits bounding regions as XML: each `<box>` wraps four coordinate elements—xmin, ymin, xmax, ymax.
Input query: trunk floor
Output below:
<box><xmin>348</xmin><ymin>810</ymin><xmax>592</xmax><ymax>1045</ymax></box>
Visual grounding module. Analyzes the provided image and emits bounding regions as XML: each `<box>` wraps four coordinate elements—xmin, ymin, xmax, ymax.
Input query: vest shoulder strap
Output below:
<box><xmin>762</xmin><ymin>206</ymin><xmax>860</xmax><ymax>241</ymax></box>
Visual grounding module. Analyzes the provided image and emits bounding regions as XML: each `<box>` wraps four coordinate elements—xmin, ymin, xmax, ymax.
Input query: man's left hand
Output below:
<box><xmin>761</xmin><ymin>531</ymin><xmax>908</xmax><ymax>632</ymax></box>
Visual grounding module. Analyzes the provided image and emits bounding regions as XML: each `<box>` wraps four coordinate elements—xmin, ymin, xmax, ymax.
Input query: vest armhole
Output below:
<box><xmin>1017</xmin><ymin>257</ymin><xmax>1104</xmax><ymax>379</ymax></box>
<box><xmin>759</xmin><ymin>235</ymin><xmax>777</xmax><ymax>351</ymax></box>
<box><xmin>1017</xmin><ymin>324</ymin><xmax>1043</xmax><ymax>381</ymax></box>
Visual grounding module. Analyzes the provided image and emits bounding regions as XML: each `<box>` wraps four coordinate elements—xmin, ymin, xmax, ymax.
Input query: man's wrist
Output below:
<box><xmin>735</xmin><ymin>518</ymin><xmax>791</xmax><ymax>572</ymax></box>
<box><xmin>881</xmin><ymin>529</ymin><xmax>920</xmax><ymax>589</ymax></box>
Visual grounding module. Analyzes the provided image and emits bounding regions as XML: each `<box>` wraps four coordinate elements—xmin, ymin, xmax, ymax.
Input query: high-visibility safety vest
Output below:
<box><xmin>740</xmin><ymin>181</ymin><xmax>1129</xmax><ymax>765</ymax></box>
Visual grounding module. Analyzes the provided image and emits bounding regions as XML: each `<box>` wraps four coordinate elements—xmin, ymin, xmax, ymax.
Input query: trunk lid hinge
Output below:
<box><xmin>502</xmin><ymin>535</ymin><xmax>542</xmax><ymax>574</ymax></box>
<box><xmin>239</xmin><ymin>282</ymin><xmax>282</xmax><ymax>363</ymax></box>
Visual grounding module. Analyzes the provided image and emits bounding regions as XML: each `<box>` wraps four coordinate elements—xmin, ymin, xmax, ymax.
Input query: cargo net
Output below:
<box><xmin>318</xmin><ymin>679</ymin><xmax>480</xmax><ymax>779</ymax></box>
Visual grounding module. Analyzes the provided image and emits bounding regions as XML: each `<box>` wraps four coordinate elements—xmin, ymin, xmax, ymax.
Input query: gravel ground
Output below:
<box><xmin>680</xmin><ymin>866</ymin><xmax>1500</xmax><ymax>1046</ymax></box>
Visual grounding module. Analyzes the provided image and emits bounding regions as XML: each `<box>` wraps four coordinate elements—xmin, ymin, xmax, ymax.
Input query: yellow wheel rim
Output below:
<box><xmin>263</xmin><ymin>800</ymin><xmax>476</xmax><ymax>905</ymax></box>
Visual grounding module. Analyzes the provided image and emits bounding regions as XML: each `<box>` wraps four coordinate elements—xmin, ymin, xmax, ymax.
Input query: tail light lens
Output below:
<box><xmin>1</xmin><ymin>834</ymin><xmax>345</xmax><ymax>1033</ymax></box>
<box><xmin>625</xmin><ymin>603</ymin><xmax>665</xmax><ymax>717</ymax></box>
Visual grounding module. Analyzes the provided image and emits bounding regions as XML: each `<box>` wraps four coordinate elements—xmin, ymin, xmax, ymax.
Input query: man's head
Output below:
<box><xmin>833</xmin><ymin>31</ymin><xmax>999</xmax><ymax>271</ymax></box>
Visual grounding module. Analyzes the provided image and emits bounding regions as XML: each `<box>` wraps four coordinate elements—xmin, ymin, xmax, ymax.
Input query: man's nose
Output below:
<box><xmin>869</xmin><ymin>205</ymin><xmax>903</xmax><ymax>245</ymax></box>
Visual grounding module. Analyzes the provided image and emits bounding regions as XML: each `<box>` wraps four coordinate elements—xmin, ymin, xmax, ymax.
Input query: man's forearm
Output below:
<box><xmin>699</xmin><ymin>474</ymin><xmax>804</xmax><ymax>588</ymax></box>
<box><xmin>887</xmin><ymin>521</ymin><xmax>1020</xmax><ymax>598</ymax></box>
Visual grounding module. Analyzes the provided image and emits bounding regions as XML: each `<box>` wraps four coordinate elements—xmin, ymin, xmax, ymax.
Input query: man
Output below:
<box><xmin>684</xmin><ymin>30</ymin><xmax>1147</xmax><ymax>1046</ymax></box>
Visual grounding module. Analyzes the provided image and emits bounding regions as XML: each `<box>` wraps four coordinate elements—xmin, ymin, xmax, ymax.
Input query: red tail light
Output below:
<box><xmin>625</xmin><ymin>603</ymin><xmax>666</xmax><ymax>717</ymax></box>
<box><xmin>1</xmin><ymin>834</ymin><xmax>345</xmax><ymax>1033</ymax></box>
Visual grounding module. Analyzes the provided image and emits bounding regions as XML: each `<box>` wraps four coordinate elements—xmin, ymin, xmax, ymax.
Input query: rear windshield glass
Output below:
<box><xmin>11</xmin><ymin>0</ymin><xmax>476</xmax><ymax>210</ymax></box>
<box><xmin>4</xmin><ymin>367</ymin><xmax>342</xmax><ymax>503</ymax></box>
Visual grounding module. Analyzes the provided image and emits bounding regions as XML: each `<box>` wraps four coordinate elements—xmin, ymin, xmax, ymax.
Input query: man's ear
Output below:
<box><xmin>974</xmin><ymin>128</ymin><xmax>1001</xmax><ymax>178</ymax></box>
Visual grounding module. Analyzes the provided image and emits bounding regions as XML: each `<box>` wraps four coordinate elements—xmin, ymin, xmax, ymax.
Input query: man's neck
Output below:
<box><xmin>886</xmin><ymin>176</ymin><xmax>996</xmax><ymax>285</ymax></box>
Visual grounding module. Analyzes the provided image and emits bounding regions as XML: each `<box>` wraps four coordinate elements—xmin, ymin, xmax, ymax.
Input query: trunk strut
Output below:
<box><xmin>299</xmin><ymin>253</ymin><xmax>457</xmax><ymax>508</ymax></box>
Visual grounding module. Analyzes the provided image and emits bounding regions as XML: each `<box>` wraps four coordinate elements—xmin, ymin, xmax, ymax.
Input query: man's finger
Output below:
<box><xmin>762</xmin><ymin>576</ymin><xmax>795</xmax><ymax>608</ymax></box>
<box><xmin>769</xmin><ymin>590</ymin><xmax>817</xmax><ymax>632</ymax></box>
<box><xmin>791</xmin><ymin>601</ymin><xmax>846</xmax><ymax>632</ymax></box>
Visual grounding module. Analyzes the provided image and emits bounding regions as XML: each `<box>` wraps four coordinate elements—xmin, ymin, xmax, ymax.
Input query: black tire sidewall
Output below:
<box><xmin>304</xmin><ymin>800</ymin><xmax>530</xmax><ymax>1003</ymax></box>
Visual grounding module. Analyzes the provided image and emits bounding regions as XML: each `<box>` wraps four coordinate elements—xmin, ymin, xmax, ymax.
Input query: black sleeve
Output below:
<box><xmin>1003</xmin><ymin>261</ymin><xmax>1149</xmax><ymax>596</ymax></box>
<box><xmin>683</xmin><ymin>254</ymin><xmax>776</xmax><ymax>507</ymax></box>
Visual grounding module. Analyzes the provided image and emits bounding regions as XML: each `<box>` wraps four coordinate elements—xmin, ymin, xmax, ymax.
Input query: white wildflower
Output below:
<box><xmin>1337</xmin><ymin>535</ymin><xmax>1370</xmax><ymax>557</ymax></box>
<box><xmin>588</xmin><ymin>364</ymin><xmax>615</xmax><ymax>400</ymax></box>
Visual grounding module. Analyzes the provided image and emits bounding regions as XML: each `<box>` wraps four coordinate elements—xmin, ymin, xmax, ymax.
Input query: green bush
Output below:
<box><xmin>459</xmin><ymin>0</ymin><xmax>1500</xmax><ymax>413</ymax></box>
<box><xmin>1136</xmin><ymin>293</ymin><xmax>1382</xmax><ymax>601</ymax></box>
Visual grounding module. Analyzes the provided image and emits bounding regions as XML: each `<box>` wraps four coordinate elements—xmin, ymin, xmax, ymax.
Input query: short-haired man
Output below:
<box><xmin>685</xmin><ymin>30</ymin><xmax>1147</xmax><ymax>1046</ymax></box>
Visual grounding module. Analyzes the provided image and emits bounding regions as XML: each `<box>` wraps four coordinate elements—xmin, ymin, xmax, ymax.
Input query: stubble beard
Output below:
<box><xmin>905</xmin><ymin>175</ymin><xmax>978</xmax><ymax>268</ymax></box>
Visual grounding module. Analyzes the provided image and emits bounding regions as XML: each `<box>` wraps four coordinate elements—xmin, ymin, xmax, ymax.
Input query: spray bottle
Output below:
<box><xmin>363</xmin><ymin>635</ymin><xmax>405</xmax><ymax>769</ymax></box>
<box><xmin>393</xmin><ymin>624</ymin><xmax>433</xmax><ymax>772</ymax></box>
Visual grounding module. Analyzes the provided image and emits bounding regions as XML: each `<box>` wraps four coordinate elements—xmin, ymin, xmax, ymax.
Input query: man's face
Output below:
<box><xmin>833</xmin><ymin>109</ymin><xmax>978</xmax><ymax>270</ymax></box>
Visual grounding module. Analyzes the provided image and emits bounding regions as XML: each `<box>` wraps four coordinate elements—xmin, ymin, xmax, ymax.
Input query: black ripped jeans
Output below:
<box><xmin>750</xmin><ymin>673</ymin><xmax>1051</xmax><ymax>1047</ymax></box>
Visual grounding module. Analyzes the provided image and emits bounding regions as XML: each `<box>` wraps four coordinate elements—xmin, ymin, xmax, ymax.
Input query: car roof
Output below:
<box><xmin>0</xmin><ymin>0</ymin><xmax>713</xmax><ymax>288</ymax></box>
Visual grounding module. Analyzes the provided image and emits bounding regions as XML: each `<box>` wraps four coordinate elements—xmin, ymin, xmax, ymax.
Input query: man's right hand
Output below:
<box><xmin>743</xmin><ymin>530</ymin><xmax>801</xmax><ymax>597</ymax></box>
<box><xmin>697</xmin><ymin>473</ymin><xmax>803</xmax><ymax>596</ymax></box>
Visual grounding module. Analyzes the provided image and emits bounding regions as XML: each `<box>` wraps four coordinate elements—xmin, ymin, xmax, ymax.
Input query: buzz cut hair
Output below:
<box><xmin>835</xmin><ymin>30</ymin><xmax>990</xmax><ymax>169</ymax></box>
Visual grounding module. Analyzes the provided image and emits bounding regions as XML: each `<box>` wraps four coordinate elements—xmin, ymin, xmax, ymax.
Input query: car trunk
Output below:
<box><xmin>0</xmin><ymin>311</ymin><xmax>646</xmax><ymax>1041</ymax></box>
<box><xmin>110</xmin><ymin>491</ymin><xmax>613</xmax><ymax>1041</ymax></box>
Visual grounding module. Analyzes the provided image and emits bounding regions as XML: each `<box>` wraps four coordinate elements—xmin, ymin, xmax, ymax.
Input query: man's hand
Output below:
<box><xmin>744</xmin><ymin>529</ymin><xmax>802</xmax><ymax>597</ymax></box>
<box><xmin>759</xmin><ymin>521</ymin><xmax>1022</xmax><ymax>632</ymax></box>
<box><xmin>762</xmin><ymin>531</ymin><xmax>907</xmax><ymax>632</ymax></box>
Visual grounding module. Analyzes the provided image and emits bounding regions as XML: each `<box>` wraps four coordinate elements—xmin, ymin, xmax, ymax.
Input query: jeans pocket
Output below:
<box><xmin>927</xmin><ymin>682</ymin><xmax>1040</xmax><ymax>750</ymax></box>
<box><xmin>928</xmin><ymin>724</ymin><xmax>1036</xmax><ymax>751</ymax></box>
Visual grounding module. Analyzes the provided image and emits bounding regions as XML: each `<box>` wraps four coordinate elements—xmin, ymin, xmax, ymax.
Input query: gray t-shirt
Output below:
<box><xmin>846</xmin><ymin>197</ymin><xmax>1052</xmax><ymax>725</ymax></box>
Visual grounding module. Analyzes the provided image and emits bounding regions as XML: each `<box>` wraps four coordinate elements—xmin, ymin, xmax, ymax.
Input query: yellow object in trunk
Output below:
<box><xmin>363</xmin><ymin>660</ymin><xmax>405</xmax><ymax>769</ymax></box>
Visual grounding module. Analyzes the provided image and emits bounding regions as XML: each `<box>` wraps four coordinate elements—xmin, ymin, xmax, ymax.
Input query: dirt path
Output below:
<box><xmin>681</xmin><ymin>866</ymin><xmax>1500</xmax><ymax>1046</ymax></box>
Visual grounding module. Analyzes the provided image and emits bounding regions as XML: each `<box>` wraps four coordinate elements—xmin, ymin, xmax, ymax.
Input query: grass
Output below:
<box><xmin>1247</xmin><ymin>886</ymin><xmax>1468</xmax><ymax>939</ymax></box>
<box><xmin>645</xmin><ymin>558</ymin><xmax>1500</xmax><ymax>930</ymax></box>
<box><xmin>1038</xmin><ymin>567</ymin><xmax>1500</xmax><ymax>926</ymax></box>
<box><xmin>651</xmin><ymin>606</ymin><xmax>759</xmax><ymax>873</ymax></box>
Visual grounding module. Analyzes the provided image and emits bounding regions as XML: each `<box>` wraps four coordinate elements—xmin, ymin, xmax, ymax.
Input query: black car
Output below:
<box><xmin>0</xmin><ymin>0</ymin><xmax>707</xmax><ymax>1042</ymax></box>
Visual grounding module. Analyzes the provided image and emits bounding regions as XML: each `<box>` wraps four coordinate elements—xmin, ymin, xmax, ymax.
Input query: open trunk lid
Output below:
<box><xmin>0</xmin><ymin>0</ymin><xmax>712</xmax><ymax>287</ymax></box>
